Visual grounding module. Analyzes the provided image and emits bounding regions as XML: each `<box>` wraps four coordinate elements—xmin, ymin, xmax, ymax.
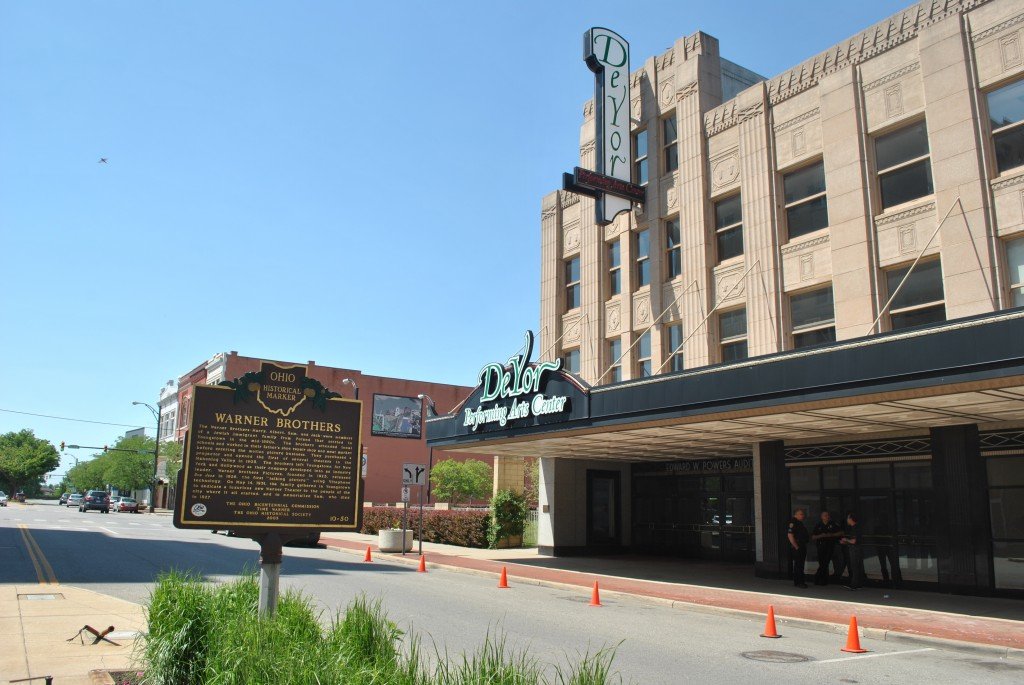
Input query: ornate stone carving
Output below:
<box><xmin>765</xmin><ymin>1</ymin><xmax>982</xmax><ymax>106</ymax></box>
<box><xmin>677</xmin><ymin>81</ymin><xmax>699</xmax><ymax>102</ymax></box>
<box><xmin>631</xmin><ymin>97</ymin><xmax>642</xmax><ymax>121</ymax></box>
<box><xmin>1002</xmin><ymin>32</ymin><xmax>1023</xmax><ymax>70</ymax></box>
<box><xmin>705</xmin><ymin>99</ymin><xmax>764</xmax><ymax>135</ymax></box>
<box><xmin>541</xmin><ymin>207</ymin><xmax>556</xmax><ymax>221</ymax></box>
<box><xmin>606</xmin><ymin>302</ymin><xmax>621</xmax><ymax>333</ymax></box>
<box><xmin>659</xmin><ymin>78</ymin><xmax>675</xmax><ymax>107</ymax></box>
<box><xmin>583</xmin><ymin>100</ymin><xmax>594</xmax><ymax>119</ymax></box>
<box><xmin>563</xmin><ymin>225</ymin><xmax>581</xmax><ymax>253</ymax></box>
<box><xmin>792</xmin><ymin>128</ymin><xmax>806</xmax><ymax>156</ymax></box>
<box><xmin>773</xmin><ymin>108</ymin><xmax>820</xmax><ymax>133</ymax></box>
<box><xmin>781</xmin><ymin>233</ymin><xmax>830</xmax><ymax>255</ymax></box>
<box><xmin>658</xmin><ymin>49</ymin><xmax>675</xmax><ymax>70</ymax></box>
<box><xmin>799</xmin><ymin>254</ymin><xmax>814</xmax><ymax>281</ymax></box>
<box><xmin>563</xmin><ymin>316</ymin><xmax>583</xmax><ymax>344</ymax></box>
<box><xmin>715</xmin><ymin>266</ymin><xmax>746</xmax><ymax>304</ymax></box>
<box><xmin>974</xmin><ymin>11</ymin><xmax>1024</xmax><ymax>41</ymax></box>
<box><xmin>875</xmin><ymin>201</ymin><xmax>935</xmax><ymax>226</ymax></box>
<box><xmin>560</xmin><ymin>192</ymin><xmax>580</xmax><ymax>209</ymax></box>
<box><xmin>666</xmin><ymin>184</ymin><xmax>678</xmax><ymax>210</ymax></box>
<box><xmin>898</xmin><ymin>224</ymin><xmax>917</xmax><ymax>254</ymax></box>
<box><xmin>993</xmin><ymin>172</ymin><xmax>1024</xmax><ymax>191</ymax></box>
<box><xmin>863</xmin><ymin>62</ymin><xmax>920</xmax><ymax>91</ymax></box>
<box><xmin>634</xmin><ymin>295</ymin><xmax>652</xmax><ymax>326</ymax></box>
<box><xmin>884</xmin><ymin>84</ymin><xmax>904</xmax><ymax>119</ymax></box>
<box><xmin>711</xmin><ymin>151</ymin><xmax>740</xmax><ymax>189</ymax></box>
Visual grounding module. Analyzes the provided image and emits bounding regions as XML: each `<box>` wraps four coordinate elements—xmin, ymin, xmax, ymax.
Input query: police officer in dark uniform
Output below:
<box><xmin>787</xmin><ymin>508</ymin><xmax>810</xmax><ymax>588</ymax></box>
<box><xmin>811</xmin><ymin>511</ymin><xmax>842</xmax><ymax>586</ymax></box>
<box><xmin>840</xmin><ymin>512</ymin><xmax>866</xmax><ymax>590</ymax></box>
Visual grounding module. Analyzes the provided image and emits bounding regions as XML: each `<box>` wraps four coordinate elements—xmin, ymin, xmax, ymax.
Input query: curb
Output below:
<box><xmin>322</xmin><ymin>539</ymin><xmax>1024</xmax><ymax>660</ymax></box>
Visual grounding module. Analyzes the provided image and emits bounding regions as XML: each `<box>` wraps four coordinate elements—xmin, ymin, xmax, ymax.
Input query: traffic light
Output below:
<box><xmin>60</xmin><ymin>441</ymin><xmax>65</xmax><ymax>452</ymax></box>
<box><xmin>103</xmin><ymin>445</ymin><xmax>108</xmax><ymax>453</ymax></box>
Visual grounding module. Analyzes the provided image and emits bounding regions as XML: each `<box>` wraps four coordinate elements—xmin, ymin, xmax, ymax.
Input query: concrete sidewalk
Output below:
<box><xmin>0</xmin><ymin>583</ymin><xmax>145</xmax><ymax>685</ymax></box>
<box><xmin>321</xmin><ymin>532</ymin><xmax>1024</xmax><ymax>657</ymax></box>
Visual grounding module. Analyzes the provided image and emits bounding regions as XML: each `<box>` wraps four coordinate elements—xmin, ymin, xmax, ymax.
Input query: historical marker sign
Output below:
<box><xmin>174</xmin><ymin>361</ymin><xmax>363</xmax><ymax>532</ymax></box>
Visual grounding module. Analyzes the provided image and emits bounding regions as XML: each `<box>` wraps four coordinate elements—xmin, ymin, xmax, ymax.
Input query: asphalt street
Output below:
<box><xmin>2</xmin><ymin>501</ymin><xmax>1021</xmax><ymax>684</ymax></box>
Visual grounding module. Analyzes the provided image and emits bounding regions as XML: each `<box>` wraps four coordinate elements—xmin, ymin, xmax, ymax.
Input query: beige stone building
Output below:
<box><xmin>541</xmin><ymin>0</ymin><xmax>1024</xmax><ymax>383</ymax></box>
<box><xmin>428</xmin><ymin>0</ymin><xmax>1024</xmax><ymax>597</ymax></box>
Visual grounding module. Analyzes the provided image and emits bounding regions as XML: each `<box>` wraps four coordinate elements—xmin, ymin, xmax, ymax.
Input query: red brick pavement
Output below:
<box><xmin>321</xmin><ymin>536</ymin><xmax>1024</xmax><ymax>650</ymax></box>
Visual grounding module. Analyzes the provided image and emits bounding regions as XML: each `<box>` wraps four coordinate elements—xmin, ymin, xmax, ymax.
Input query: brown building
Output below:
<box><xmin>160</xmin><ymin>351</ymin><xmax>477</xmax><ymax>508</ymax></box>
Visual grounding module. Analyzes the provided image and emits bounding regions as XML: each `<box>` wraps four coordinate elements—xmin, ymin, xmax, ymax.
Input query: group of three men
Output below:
<box><xmin>787</xmin><ymin>509</ymin><xmax>866</xmax><ymax>590</ymax></box>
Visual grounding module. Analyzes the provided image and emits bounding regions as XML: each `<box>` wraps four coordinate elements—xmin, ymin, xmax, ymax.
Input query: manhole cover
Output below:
<box><xmin>18</xmin><ymin>593</ymin><xmax>64</xmax><ymax>601</ymax></box>
<box><xmin>741</xmin><ymin>650</ymin><xmax>810</xmax><ymax>663</ymax></box>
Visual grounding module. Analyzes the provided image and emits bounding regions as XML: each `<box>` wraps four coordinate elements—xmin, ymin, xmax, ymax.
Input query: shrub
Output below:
<box><xmin>429</xmin><ymin>458</ymin><xmax>492</xmax><ymax>505</ymax></box>
<box><xmin>360</xmin><ymin>507</ymin><xmax>490</xmax><ymax>548</ymax></box>
<box><xmin>141</xmin><ymin>570</ymin><xmax>213</xmax><ymax>685</ymax></box>
<box><xmin>488</xmin><ymin>489</ymin><xmax>528</xmax><ymax>549</ymax></box>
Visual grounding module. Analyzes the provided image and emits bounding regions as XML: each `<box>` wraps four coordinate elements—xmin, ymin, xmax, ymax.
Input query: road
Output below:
<box><xmin>2</xmin><ymin>501</ymin><xmax>1021</xmax><ymax>684</ymax></box>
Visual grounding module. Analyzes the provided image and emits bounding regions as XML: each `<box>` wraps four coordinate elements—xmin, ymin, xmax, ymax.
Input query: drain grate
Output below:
<box><xmin>741</xmin><ymin>650</ymin><xmax>811</xmax><ymax>663</ymax></box>
<box><xmin>18</xmin><ymin>593</ymin><xmax>64</xmax><ymax>601</ymax></box>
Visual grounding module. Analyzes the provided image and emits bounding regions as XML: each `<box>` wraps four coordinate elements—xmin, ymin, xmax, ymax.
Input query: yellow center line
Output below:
<box><xmin>18</xmin><ymin>524</ymin><xmax>58</xmax><ymax>585</ymax></box>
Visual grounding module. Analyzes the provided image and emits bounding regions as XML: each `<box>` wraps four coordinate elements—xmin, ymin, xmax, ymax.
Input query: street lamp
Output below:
<box><xmin>342</xmin><ymin>378</ymin><xmax>359</xmax><ymax>400</ymax></box>
<box><xmin>132</xmin><ymin>400</ymin><xmax>161</xmax><ymax>513</ymax></box>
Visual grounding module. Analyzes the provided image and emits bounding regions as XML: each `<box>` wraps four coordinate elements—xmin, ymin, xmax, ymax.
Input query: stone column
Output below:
<box><xmin>919</xmin><ymin>17</ymin><xmax>998</xmax><ymax>319</ymax></box>
<box><xmin>820</xmin><ymin>67</ymin><xmax>878</xmax><ymax>339</ymax></box>
<box><xmin>492</xmin><ymin>455</ymin><xmax>526</xmax><ymax>496</ymax></box>
<box><xmin>753</xmin><ymin>440</ymin><xmax>788</xmax><ymax>578</ymax></box>
<box><xmin>930</xmin><ymin>424</ymin><xmax>992</xmax><ymax>594</ymax></box>
<box><xmin>539</xmin><ymin>191</ymin><xmax>560</xmax><ymax>363</ymax></box>
<box><xmin>537</xmin><ymin>456</ymin><xmax>556</xmax><ymax>553</ymax></box>
<box><xmin>737</xmin><ymin>83</ymin><xmax>781</xmax><ymax>357</ymax></box>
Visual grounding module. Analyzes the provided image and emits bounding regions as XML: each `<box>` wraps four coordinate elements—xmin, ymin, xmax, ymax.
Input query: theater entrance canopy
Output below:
<box><xmin>426</xmin><ymin>311</ymin><xmax>1024</xmax><ymax>458</ymax></box>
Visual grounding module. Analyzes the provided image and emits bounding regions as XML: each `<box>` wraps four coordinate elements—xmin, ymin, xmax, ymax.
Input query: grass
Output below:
<box><xmin>140</xmin><ymin>571</ymin><xmax>623</xmax><ymax>684</ymax></box>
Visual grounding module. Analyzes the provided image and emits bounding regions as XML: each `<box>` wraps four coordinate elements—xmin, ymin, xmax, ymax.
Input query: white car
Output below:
<box><xmin>0</xmin><ymin>491</ymin><xmax>7</xmax><ymax>506</ymax></box>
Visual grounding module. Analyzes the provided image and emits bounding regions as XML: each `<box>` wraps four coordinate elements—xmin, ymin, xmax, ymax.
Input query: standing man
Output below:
<box><xmin>840</xmin><ymin>512</ymin><xmax>865</xmax><ymax>590</ymax></box>
<box><xmin>787</xmin><ymin>508</ymin><xmax>810</xmax><ymax>589</ymax></box>
<box><xmin>811</xmin><ymin>511</ymin><xmax>842</xmax><ymax>586</ymax></box>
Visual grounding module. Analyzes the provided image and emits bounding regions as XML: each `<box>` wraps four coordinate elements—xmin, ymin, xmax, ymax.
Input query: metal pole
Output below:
<box><xmin>418</xmin><ymin>480</ymin><xmax>424</xmax><ymax>556</ymax></box>
<box><xmin>401</xmin><ymin>498</ymin><xmax>408</xmax><ymax>556</ymax></box>
<box><xmin>152</xmin><ymin>405</ymin><xmax>161</xmax><ymax>511</ymax></box>
<box><xmin>258</xmin><ymin>533</ymin><xmax>283</xmax><ymax>617</ymax></box>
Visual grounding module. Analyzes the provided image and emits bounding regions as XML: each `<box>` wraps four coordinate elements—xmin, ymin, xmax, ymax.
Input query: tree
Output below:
<box><xmin>0</xmin><ymin>430</ymin><xmax>60</xmax><ymax>494</ymax></box>
<box><xmin>524</xmin><ymin>457</ymin><xmax>540</xmax><ymax>509</ymax></box>
<box><xmin>101</xmin><ymin>435</ymin><xmax>156</xmax><ymax>492</ymax></box>
<box><xmin>160</xmin><ymin>440</ymin><xmax>183</xmax><ymax>485</ymax></box>
<box><xmin>429</xmin><ymin>458</ymin><xmax>492</xmax><ymax>506</ymax></box>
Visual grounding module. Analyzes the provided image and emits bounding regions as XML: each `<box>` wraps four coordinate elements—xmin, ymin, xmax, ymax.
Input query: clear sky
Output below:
<box><xmin>1</xmin><ymin>0</ymin><xmax>910</xmax><ymax>482</ymax></box>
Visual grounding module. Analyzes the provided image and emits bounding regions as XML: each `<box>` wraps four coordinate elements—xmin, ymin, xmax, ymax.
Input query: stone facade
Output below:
<box><xmin>540</xmin><ymin>0</ymin><xmax>1024</xmax><ymax>385</ymax></box>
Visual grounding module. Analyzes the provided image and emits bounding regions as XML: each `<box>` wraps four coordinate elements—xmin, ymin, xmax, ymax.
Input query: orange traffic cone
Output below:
<box><xmin>498</xmin><ymin>566</ymin><xmax>510</xmax><ymax>589</ymax></box>
<box><xmin>363</xmin><ymin>545</ymin><xmax>373</xmax><ymax>563</ymax></box>
<box><xmin>841</xmin><ymin>616</ymin><xmax>868</xmax><ymax>653</ymax></box>
<box><xmin>760</xmin><ymin>605</ymin><xmax>781</xmax><ymax>638</ymax></box>
<box><xmin>418</xmin><ymin>555</ymin><xmax>427</xmax><ymax>573</ymax></box>
<box><xmin>589</xmin><ymin>581</ymin><xmax>602</xmax><ymax>607</ymax></box>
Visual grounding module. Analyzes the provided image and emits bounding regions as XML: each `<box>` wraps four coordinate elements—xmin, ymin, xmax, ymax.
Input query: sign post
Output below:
<box><xmin>403</xmin><ymin>463</ymin><xmax>427</xmax><ymax>556</ymax></box>
<box><xmin>174</xmin><ymin>361</ymin><xmax>363</xmax><ymax>617</ymax></box>
<box><xmin>400</xmin><ymin>485</ymin><xmax>410</xmax><ymax>555</ymax></box>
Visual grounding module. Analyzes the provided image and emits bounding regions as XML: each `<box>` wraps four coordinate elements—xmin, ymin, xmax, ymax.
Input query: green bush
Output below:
<box><xmin>488</xmin><ymin>489</ymin><xmax>528</xmax><ymax>549</ymax></box>
<box><xmin>429</xmin><ymin>458</ymin><xmax>492</xmax><ymax>505</ymax></box>
<box><xmin>140</xmin><ymin>574</ymin><xmax>623</xmax><ymax>684</ymax></box>
<box><xmin>360</xmin><ymin>507</ymin><xmax>490</xmax><ymax>548</ymax></box>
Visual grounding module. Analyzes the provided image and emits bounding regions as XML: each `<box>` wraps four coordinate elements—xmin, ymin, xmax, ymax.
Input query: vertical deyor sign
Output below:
<box><xmin>584</xmin><ymin>28</ymin><xmax>631</xmax><ymax>225</ymax></box>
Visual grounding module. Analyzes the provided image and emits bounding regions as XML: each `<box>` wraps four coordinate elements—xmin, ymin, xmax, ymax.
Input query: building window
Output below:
<box><xmin>663</xmin><ymin>115</ymin><xmax>678</xmax><ymax>173</ymax></box>
<box><xmin>608</xmin><ymin>339</ymin><xmax>623</xmax><ymax>383</ymax></box>
<box><xmin>608</xmin><ymin>240</ymin><xmax>621</xmax><ymax>297</ymax></box>
<box><xmin>1007</xmin><ymin>236</ymin><xmax>1024</xmax><ymax>307</ymax></box>
<box><xmin>665</xmin><ymin>322</ymin><xmax>684</xmax><ymax>372</ymax></box>
<box><xmin>666</xmin><ymin>218</ymin><xmax>682</xmax><ymax>279</ymax></box>
<box><xmin>783</xmin><ymin>161</ymin><xmax>828</xmax><ymax>240</ymax></box>
<box><xmin>565</xmin><ymin>256</ymin><xmax>581</xmax><ymax>310</ymax></box>
<box><xmin>714</xmin><ymin>194</ymin><xmax>743</xmax><ymax>263</ymax></box>
<box><xmin>634</xmin><ymin>130</ymin><xmax>649</xmax><ymax>186</ymax></box>
<box><xmin>875</xmin><ymin>120</ymin><xmax>933</xmax><ymax>211</ymax></box>
<box><xmin>790</xmin><ymin>286</ymin><xmax>836</xmax><ymax>348</ymax></box>
<box><xmin>719</xmin><ymin>308</ymin><xmax>747</xmax><ymax>361</ymax></box>
<box><xmin>159</xmin><ymin>410</ymin><xmax>176</xmax><ymax>438</ymax></box>
<box><xmin>886</xmin><ymin>259</ymin><xmax>945</xmax><ymax>330</ymax></box>
<box><xmin>636</xmin><ymin>331</ymin><xmax>652</xmax><ymax>377</ymax></box>
<box><xmin>988</xmin><ymin>79</ymin><xmax>1024</xmax><ymax>174</ymax></box>
<box><xmin>635</xmin><ymin>229</ymin><xmax>650</xmax><ymax>288</ymax></box>
<box><xmin>563</xmin><ymin>348</ymin><xmax>580</xmax><ymax>374</ymax></box>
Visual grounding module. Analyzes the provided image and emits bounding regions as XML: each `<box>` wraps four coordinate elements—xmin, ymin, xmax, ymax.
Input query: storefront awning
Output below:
<box><xmin>426</xmin><ymin>310</ymin><xmax>1024</xmax><ymax>460</ymax></box>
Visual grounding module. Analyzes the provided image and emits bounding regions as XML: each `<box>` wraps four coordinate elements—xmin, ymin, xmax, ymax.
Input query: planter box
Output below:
<box><xmin>378</xmin><ymin>529</ymin><xmax>414</xmax><ymax>553</ymax></box>
<box><xmin>494</xmin><ymin>535</ymin><xmax>523</xmax><ymax>549</ymax></box>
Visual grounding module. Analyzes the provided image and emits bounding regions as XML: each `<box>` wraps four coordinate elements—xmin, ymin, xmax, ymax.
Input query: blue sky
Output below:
<box><xmin>0</xmin><ymin>0</ymin><xmax>909</xmax><ymax>481</ymax></box>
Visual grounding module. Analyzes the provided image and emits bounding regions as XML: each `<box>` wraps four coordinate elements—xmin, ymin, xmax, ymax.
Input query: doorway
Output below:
<box><xmin>587</xmin><ymin>470</ymin><xmax>621</xmax><ymax>548</ymax></box>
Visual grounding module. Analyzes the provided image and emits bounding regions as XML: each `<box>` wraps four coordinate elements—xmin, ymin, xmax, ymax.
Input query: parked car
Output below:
<box><xmin>59</xmin><ymin>493</ymin><xmax>70</xmax><ymax>505</ymax></box>
<box><xmin>13</xmin><ymin>492</ymin><xmax>26</xmax><ymax>503</ymax></box>
<box><xmin>79</xmin><ymin>490</ymin><xmax>110</xmax><ymax>513</ymax></box>
<box><xmin>0</xmin><ymin>491</ymin><xmax>7</xmax><ymax>506</ymax></box>
<box><xmin>114</xmin><ymin>497</ymin><xmax>139</xmax><ymax>513</ymax></box>
<box><xmin>66</xmin><ymin>494</ymin><xmax>83</xmax><ymax>508</ymax></box>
